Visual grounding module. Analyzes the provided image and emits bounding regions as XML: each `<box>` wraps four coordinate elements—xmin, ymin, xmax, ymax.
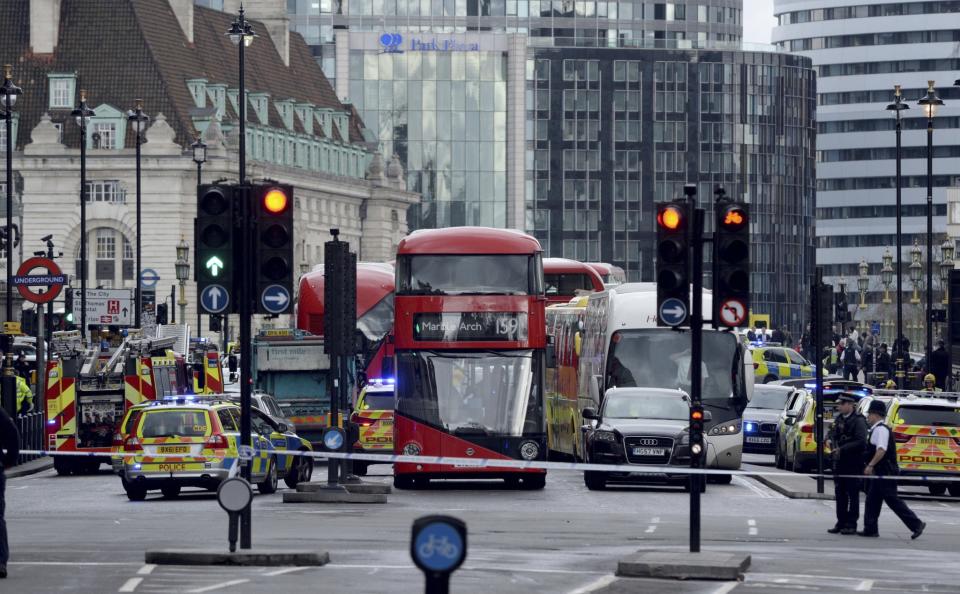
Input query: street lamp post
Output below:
<box><xmin>175</xmin><ymin>237</ymin><xmax>189</xmax><ymax>324</ymax></box>
<box><xmin>71</xmin><ymin>91</ymin><xmax>94</xmax><ymax>342</ymax></box>
<box><xmin>227</xmin><ymin>6</ymin><xmax>256</xmax><ymax>551</ymax></box>
<box><xmin>940</xmin><ymin>238</ymin><xmax>954</xmax><ymax>306</ymax></box>
<box><xmin>910</xmin><ymin>240</ymin><xmax>922</xmax><ymax>305</ymax></box>
<box><xmin>127</xmin><ymin>101</ymin><xmax>149</xmax><ymax>329</ymax></box>
<box><xmin>857</xmin><ymin>258</ymin><xmax>869</xmax><ymax>310</ymax></box>
<box><xmin>881</xmin><ymin>249</ymin><xmax>893</xmax><ymax>305</ymax></box>
<box><xmin>191</xmin><ymin>136</ymin><xmax>207</xmax><ymax>185</ymax></box>
<box><xmin>886</xmin><ymin>85</ymin><xmax>909</xmax><ymax>386</ymax></box>
<box><xmin>918</xmin><ymin>81</ymin><xmax>943</xmax><ymax>370</ymax></box>
<box><xmin>0</xmin><ymin>65</ymin><xmax>22</xmax><ymax>416</ymax></box>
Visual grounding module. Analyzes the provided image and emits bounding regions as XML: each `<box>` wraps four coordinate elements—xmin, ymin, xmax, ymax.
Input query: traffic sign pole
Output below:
<box><xmin>237</xmin><ymin>184</ymin><xmax>253</xmax><ymax>549</ymax></box>
<box><xmin>689</xmin><ymin>200</ymin><xmax>704</xmax><ymax>554</ymax></box>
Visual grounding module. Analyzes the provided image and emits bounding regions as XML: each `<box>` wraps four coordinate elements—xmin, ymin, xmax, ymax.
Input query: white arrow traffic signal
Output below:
<box><xmin>205</xmin><ymin>256</ymin><xmax>224</xmax><ymax>277</ymax></box>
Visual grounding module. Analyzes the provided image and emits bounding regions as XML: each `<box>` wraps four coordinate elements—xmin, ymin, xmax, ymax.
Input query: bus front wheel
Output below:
<box><xmin>520</xmin><ymin>474</ymin><xmax>546</xmax><ymax>490</ymax></box>
<box><xmin>394</xmin><ymin>475</ymin><xmax>416</xmax><ymax>490</ymax></box>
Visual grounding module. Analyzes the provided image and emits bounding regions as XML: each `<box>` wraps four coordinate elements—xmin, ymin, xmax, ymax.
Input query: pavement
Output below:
<box><xmin>5</xmin><ymin>455</ymin><xmax>960</xmax><ymax>593</ymax></box>
<box><xmin>5</xmin><ymin>456</ymin><xmax>53</xmax><ymax>479</ymax></box>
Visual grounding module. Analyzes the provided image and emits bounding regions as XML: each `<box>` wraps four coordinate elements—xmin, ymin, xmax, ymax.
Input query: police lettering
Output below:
<box><xmin>899</xmin><ymin>455</ymin><xmax>960</xmax><ymax>465</ymax></box>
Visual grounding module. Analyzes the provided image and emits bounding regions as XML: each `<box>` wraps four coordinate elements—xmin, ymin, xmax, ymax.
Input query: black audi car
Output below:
<box><xmin>581</xmin><ymin>388</ymin><xmax>706</xmax><ymax>491</ymax></box>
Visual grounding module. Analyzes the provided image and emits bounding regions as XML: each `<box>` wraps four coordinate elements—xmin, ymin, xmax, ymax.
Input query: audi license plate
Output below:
<box><xmin>745</xmin><ymin>437</ymin><xmax>772</xmax><ymax>444</ymax></box>
<box><xmin>632</xmin><ymin>447</ymin><xmax>666</xmax><ymax>456</ymax></box>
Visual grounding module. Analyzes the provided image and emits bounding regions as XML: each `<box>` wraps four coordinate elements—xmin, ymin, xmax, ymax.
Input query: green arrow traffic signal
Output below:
<box><xmin>205</xmin><ymin>255</ymin><xmax>224</xmax><ymax>277</ymax></box>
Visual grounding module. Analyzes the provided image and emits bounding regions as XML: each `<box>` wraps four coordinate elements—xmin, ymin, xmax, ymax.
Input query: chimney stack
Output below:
<box><xmin>30</xmin><ymin>0</ymin><xmax>62</xmax><ymax>55</ymax></box>
<box><xmin>168</xmin><ymin>0</ymin><xmax>195</xmax><ymax>44</ymax></box>
<box><xmin>223</xmin><ymin>0</ymin><xmax>290</xmax><ymax>67</ymax></box>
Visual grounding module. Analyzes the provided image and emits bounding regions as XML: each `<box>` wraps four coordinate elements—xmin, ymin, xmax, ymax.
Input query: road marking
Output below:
<box><xmin>711</xmin><ymin>582</ymin><xmax>740</xmax><ymax>594</ymax></box>
<box><xmin>328</xmin><ymin>562</ymin><xmax>606</xmax><ymax>576</ymax></box>
<box><xmin>186</xmin><ymin>579</ymin><xmax>251</xmax><ymax>593</ymax></box>
<box><xmin>263</xmin><ymin>567</ymin><xmax>310</xmax><ymax>577</ymax></box>
<box><xmin>855</xmin><ymin>580</ymin><xmax>874</xmax><ymax>591</ymax></box>
<box><xmin>11</xmin><ymin>561</ymin><xmax>139</xmax><ymax>566</ymax></box>
<box><xmin>118</xmin><ymin>577</ymin><xmax>143</xmax><ymax>592</ymax></box>
<box><xmin>137</xmin><ymin>565</ymin><xmax>156</xmax><ymax>575</ymax></box>
<box><xmin>566</xmin><ymin>574</ymin><xmax>617</xmax><ymax>594</ymax></box>
<box><xmin>735</xmin><ymin>475</ymin><xmax>781</xmax><ymax>499</ymax></box>
<box><xmin>748</xmin><ymin>518</ymin><xmax>758</xmax><ymax>536</ymax></box>
<box><xmin>645</xmin><ymin>525</ymin><xmax>657</xmax><ymax>533</ymax></box>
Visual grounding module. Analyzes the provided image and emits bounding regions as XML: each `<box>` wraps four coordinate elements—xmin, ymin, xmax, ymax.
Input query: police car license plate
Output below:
<box><xmin>158</xmin><ymin>446</ymin><xmax>190</xmax><ymax>454</ymax></box>
<box><xmin>632</xmin><ymin>447</ymin><xmax>666</xmax><ymax>456</ymax></box>
<box><xmin>918</xmin><ymin>437</ymin><xmax>947</xmax><ymax>445</ymax></box>
<box><xmin>746</xmin><ymin>437</ymin><xmax>772</xmax><ymax>444</ymax></box>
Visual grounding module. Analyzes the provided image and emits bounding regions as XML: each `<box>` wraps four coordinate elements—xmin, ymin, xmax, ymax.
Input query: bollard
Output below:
<box><xmin>411</xmin><ymin>515</ymin><xmax>467</xmax><ymax>594</ymax></box>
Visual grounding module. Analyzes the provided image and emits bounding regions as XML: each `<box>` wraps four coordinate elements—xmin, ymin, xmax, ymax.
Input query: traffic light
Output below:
<box><xmin>324</xmin><ymin>237</ymin><xmax>357</xmax><ymax>355</ymax></box>
<box><xmin>713</xmin><ymin>201</ymin><xmax>750</xmax><ymax>327</ymax></box>
<box><xmin>156</xmin><ymin>303</ymin><xmax>168</xmax><ymax>325</ymax></box>
<box><xmin>253</xmin><ymin>184</ymin><xmax>294</xmax><ymax>315</ymax></box>
<box><xmin>196</xmin><ymin>184</ymin><xmax>236</xmax><ymax>314</ymax></box>
<box><xmin>210</xmin><ymin>314</ymin><xmax>222</xmax><ymax>332</ymax></box>
<box><xmin>835</xmin><ymin>290</ymin><xmax>848</xmax><ymax>325</ymax></box>
<box><xmin>816</xmin><ymin>284</ymin><xmax>834</xmax><ymax>344</ymax></box>
<box><xmin>689</xmin><ymin>404</ymin><xmax>706</xmax><ymax>468</ymax></box>
<box><xmin>64</xmin><ymin>288</ymin><xmax>75</xmax><ymax>328</ymax></box>
<box><xmin>655</xmin><ymin>201</ymin><xmax>690</xmax><ymax>327</ymax></box>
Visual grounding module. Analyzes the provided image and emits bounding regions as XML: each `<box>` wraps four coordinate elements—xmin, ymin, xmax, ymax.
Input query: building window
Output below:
<box><xmin>85</xmin><ymin>180</ymin><xmax>126</xmax><ymax>204</ymax></box>
<box><xmin>92</xmin><ymin>123</ymin><xmax>117</xmax><ymax>149</ymax></box>
<box><xmin>48</xmin><ymin>75</ymin><xmax>76</xmax><ymax>109</ymax></box>
<box><xmin>96</xmin><ymin>229</ymin><xmax>116</xmax><ymax>259</ymax></box>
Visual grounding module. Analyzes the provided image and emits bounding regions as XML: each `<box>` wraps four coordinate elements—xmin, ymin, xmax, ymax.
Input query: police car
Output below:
<box><xmin>350</xmin><ymin>378</ymin><xmax>395</xmax><ymax>476</ymax></box>
<box><xmin>882</xmin><ymin>394</ymin><xmax>960</xmax><ymax>497</ymax></box>
<box><xmin>781</xmin><ymin>382</ymin><xmax>873</xmax><ymax>473</ymax></box>
<box><xmin>750</xmin><ymin>345</ymin><xmax>815</xmax><ymax>384</ymax></box>
<box><xmin>118</xmin><ymin>396</ymin><xmax>313</xmax><ymax>500</ymax></box>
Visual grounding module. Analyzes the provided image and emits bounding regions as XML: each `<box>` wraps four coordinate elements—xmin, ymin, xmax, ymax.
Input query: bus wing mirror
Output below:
<box><xmin>784</xmin><ymin>417</ymin><xmax>796</xmax><ymax>426</ymax></box>
<box><xmin>703</xmin><ymin>410</ymin><xmax>713</xmax><ymax>422</ymax></box>
<box><xmin>574</xmin><ymin>332</ymin><xmax>582</xmax><ymax>357</ymax></box>
<box><xmin>582</xmin><ymin>407</ymin><xmax>598</xmax><ymax>420</ymax></box>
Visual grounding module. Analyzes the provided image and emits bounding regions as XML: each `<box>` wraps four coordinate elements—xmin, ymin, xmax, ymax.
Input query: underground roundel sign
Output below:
<box><xmin>13</xmin><ymin>256</ymin><xmax>66</xmax><ymax>304</ymax></box>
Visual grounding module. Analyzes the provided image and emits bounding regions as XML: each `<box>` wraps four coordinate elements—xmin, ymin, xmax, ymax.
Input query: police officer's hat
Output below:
<box><xmin>867</xmin><ymin>400</ymin><xmax>887</xmax><ymax>416</ymax></box>
<box><xmin>836</xmin><ymin>393</ymin><xmax>858</xmax><ymax>404</ymax></box>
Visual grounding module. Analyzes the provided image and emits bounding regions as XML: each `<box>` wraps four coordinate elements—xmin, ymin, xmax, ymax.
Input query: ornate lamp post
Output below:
<box><xmin>940</xmin><ymin>238</ymin><xmax>954</xmax><ymax>306</ymax></box>
<box><xmin>0</xmin><ymin>65</ymin><xmax>21</xmax><ymax>416</ymax></box>
<box><xmin>175</xmin><ymin>237</ymin><xmax>189</xmax><ymax>324</ymax></box>
<box><xmin>917</xmin><ymin>81</ymin><xmax>944</xmax><ymax>368</ymax></box>
<box><xmin>886</xmin><ymin>86</ymin><xmax>909</xmax><ymax>386</ymax></box>
<box><xmin>910</xmin><ymin>240</ymin><xmax>923</xmax><ymax>304</ymax></box>
<box><xmin>858</xmin><ymin>258</ymin><xmax>869</xmax><ymax>309</ymax></box>
<box><xmin>191</xmin><ymin>136</ymin><xmax>207</xmax><ymax>185</ymax></box>
<box><xmin>227</xmin><ymin>7</ymin><xmax>256</xmax><ymax>184</ymax></box>
<box><xmin>881</xmin><ymin>249</ymin><xmax>893</xmax><ymax>304</ymax></box>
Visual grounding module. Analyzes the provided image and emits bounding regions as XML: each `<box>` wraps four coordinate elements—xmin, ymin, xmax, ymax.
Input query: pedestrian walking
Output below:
<box><xmin>875</xmin><ymin>343</ymin><xmax>892</xmax><ymax>379</ymax></box>
<box><xmin>0</xmin><ymin>405</ymin><xmax>19</xmax><ymax>578</ymax></box>
<box><xmin>929</xmin><ymin>340</ymin><xmax>950</xmax><ymax>390</ymax></box>
<box><xmin>859</xmin><ymin>400</ymin><xmax>925</xmax><ymax>539</ymax></box>
<box><xmin>841</xmin><ymin>338</ymin><xmax>861</xmax><ymax>381</ymax></box>
<box><xmin>826</xmin><ymin>393</ymin><xmax>868</xmax><ymax>535</ymax></box>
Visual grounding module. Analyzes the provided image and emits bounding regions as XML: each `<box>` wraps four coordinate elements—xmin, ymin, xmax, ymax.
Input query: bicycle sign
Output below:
<box><xmin>411</xmin><ymin>515</ymin><xmax>467</xmax><ymax>582</ymax></box>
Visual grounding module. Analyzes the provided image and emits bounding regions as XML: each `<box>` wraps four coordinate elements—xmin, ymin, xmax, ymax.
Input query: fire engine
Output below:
<box><xmin>44</xmin><ymin>330</ymin><xmax>193</xmax><ymax>475</ymax></box>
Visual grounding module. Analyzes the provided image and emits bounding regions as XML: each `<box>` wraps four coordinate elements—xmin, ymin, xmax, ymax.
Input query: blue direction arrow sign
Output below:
<box><xmin>659</xmin><ymin>297</ymin><xmax>688</xmax><ymax>327</ymax></box>
<box><xmin>260</xmin><ymin>284</ymin><xmax>291</xmax><ymax>314</ymax></box>
<box><xmin>200</xmin><ymin>284</ymin><xmax>230</xmax><ymax>314</ymax></box>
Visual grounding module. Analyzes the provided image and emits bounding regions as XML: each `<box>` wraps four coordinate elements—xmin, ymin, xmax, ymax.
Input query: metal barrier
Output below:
<box><xmin>15</xmin><ymin>411</ymin><xmax>44</xmax><ymax>465</ymax></box>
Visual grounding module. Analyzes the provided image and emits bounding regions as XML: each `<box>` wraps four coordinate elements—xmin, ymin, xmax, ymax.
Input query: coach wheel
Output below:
<box><xmin>928</xmin><ymin>484</ymin><xmax>947</xmax><ymax>496</ymax></box>
<box><xmin>54</xmin><ymin>457</ymin><xmax>75</xmax><ymax>476</ymax></box>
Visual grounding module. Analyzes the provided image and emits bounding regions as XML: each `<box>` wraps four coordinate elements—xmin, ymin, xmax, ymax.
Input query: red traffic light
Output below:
<box><xmin>719</xmin><ymin>205</ymin><xmax>747</xmax><ymax>231</ymax></box>
<box><xmin>657</xmin><ymin>205</ymin><xmax>684</xmax><ymax>230</ymax></box>
<box><xmin>263</xmin><ymin>188</ymin><xmax>289</xmax><ymax>214</ymax></box>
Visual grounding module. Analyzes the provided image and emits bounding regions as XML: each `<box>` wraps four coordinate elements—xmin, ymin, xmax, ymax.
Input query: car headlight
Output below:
<box><xmin>402</xmin><ymin>442</ymin><xmax>421</xmax><ymax>456</ymax></box>
<box><xmin>708</xmin><ymin>421</ymin><xmax>742</xmax><ymax>436</ymax></box>
<box><xmin>679</xmin><ymin>432</ymin><xmax>689</xmax><ymax>445</ymax></box>
<box><xmin>594</xmin><ymin>430</ymin><xmax>618</xmax><ymax>443</ymax></box>
<box><xmin>519</xmin><ymin>441</ymin><xmax>539</xmax><ymax>460</ymax></box>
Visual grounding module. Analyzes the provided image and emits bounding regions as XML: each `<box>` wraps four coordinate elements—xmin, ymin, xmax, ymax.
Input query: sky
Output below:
<box><xmin>743</xmin><ymin>0</ymin><xmax>777</xmax><ymax>44</ymax></box>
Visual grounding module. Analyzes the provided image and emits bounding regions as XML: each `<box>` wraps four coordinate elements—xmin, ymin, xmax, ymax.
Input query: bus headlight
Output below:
<box><xmin>520</xmin><ymin>441</ymin><xmax>539</xmax><ymax>460</ymax></box>
<box><xmin>708</xmin><ymin>422</ymin><xmax>741</xmax><ymax>436</ymax></box>
<box><xmin>402</xmin><ymin>442</ymin><xmax>421</xmax><ymax>456</ymax></box>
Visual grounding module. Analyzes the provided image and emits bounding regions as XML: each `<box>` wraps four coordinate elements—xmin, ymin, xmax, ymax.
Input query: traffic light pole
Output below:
<box><xmin>689</xmin><ymin>205</ymin><xmax>705</xmax><ymax>554</ymax></box>
<box><xmin>237</xmin><ymin>185</ymin><xmax>253</xmax><ymax>549</ymax></box>
<box><xmin>813</xmin><ymin>269</ymin><xmax>826</xmax><ymax>495</ymax></box>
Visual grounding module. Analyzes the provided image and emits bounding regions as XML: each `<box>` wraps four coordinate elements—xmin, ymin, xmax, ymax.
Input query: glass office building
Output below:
<box><xmin>275</xmin><ymin>0</ymin><xmax>817</xmax><ymax>330</ymax></box>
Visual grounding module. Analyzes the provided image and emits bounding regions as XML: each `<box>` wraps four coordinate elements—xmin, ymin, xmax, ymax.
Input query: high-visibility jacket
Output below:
<box><xmin>16</xmin><ymin>375</ymin><xmax>33</xmax><ymax>414</ymax></box>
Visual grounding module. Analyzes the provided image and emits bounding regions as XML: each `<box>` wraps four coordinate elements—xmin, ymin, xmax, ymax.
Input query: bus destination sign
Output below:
<box><xmin>413</xmin><ymin>312</ymin><xmax>528</xmax><ymax>342</ymax></box>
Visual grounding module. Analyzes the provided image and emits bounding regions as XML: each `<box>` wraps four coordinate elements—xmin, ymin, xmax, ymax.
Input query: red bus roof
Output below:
<box><xmin>586</xmin><ymin>262</ymin><xmax>613</xmax><ymax>275</ymax></box>
<box><xmin>544</xmin><ymin>258</ymin><xmax>605</xmax><ymax>280</ymax></box>
<box><xmin>296</xmin><ymin>262</ymin><xmax>394</xmax><ymax>334</ymax></box>
<box><xmin>396</xmin><ymin>227</ymin><xmax>542</xmax><ymax>255</ymax></box>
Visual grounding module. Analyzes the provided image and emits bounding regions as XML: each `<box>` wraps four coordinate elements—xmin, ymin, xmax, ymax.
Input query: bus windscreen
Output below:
<box><xmin>397</xmin><ymin>350</ymin><xmax>538</xmax><ymax>437</ymax></box>
<box><xmin>605</xmin><ymin>329</ymin><xmax>739</xmax><ymax>402</ymax></box>
<box><xmin>398</xmin><ymin>255</ymin><xmax>532</xmax><ymax>295</ymax></box>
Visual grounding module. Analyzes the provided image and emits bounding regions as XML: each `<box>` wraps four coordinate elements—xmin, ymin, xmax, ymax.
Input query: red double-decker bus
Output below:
<box><xmin>297</xmin><ymin>262</ymin><xmax>395</xmax><ymax>378</ymax></box>
<box><xmin>543</xmin><ymin>258</ymin><xmax>605</xmax><ymax>305</ymax></box>
<box><xmin>392</xmin><ymin>227</ymin><xmax>548</xmax><ymax>490</ymax></box>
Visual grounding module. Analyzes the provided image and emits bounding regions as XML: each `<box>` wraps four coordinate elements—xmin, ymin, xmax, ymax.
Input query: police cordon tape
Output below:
<box><xmin>17</xmin><ymin>449</ymin><xmax>960</xmax><ymax>483</ymax></box>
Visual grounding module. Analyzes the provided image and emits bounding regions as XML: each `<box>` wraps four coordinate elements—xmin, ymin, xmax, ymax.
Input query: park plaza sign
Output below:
<box><xmin>380</xmin><ymin>33</ymin><xmax>480</xmax><ymax>53</ymax></box>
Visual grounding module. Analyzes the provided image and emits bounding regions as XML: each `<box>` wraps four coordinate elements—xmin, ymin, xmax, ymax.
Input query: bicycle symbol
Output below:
<box><xmin>418</xmin><ymin>534</ymin><xmax>458</xmax><ymax>560</ymax></box>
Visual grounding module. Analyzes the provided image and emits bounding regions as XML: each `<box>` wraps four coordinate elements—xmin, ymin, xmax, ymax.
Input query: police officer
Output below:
<box><xmin>859</xmin><ymin>399</ymin><xmax>925</xmax><ymax>539</ymax></box>
<box><xmin>825</xmin><ymin>393</ymin><xmax>867</xmax><ymax>535</ymax></box>
<box><xmin>15</xmin><ymin>375</ymin><xmax>32</xmax><ymax>415</ymax></box>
